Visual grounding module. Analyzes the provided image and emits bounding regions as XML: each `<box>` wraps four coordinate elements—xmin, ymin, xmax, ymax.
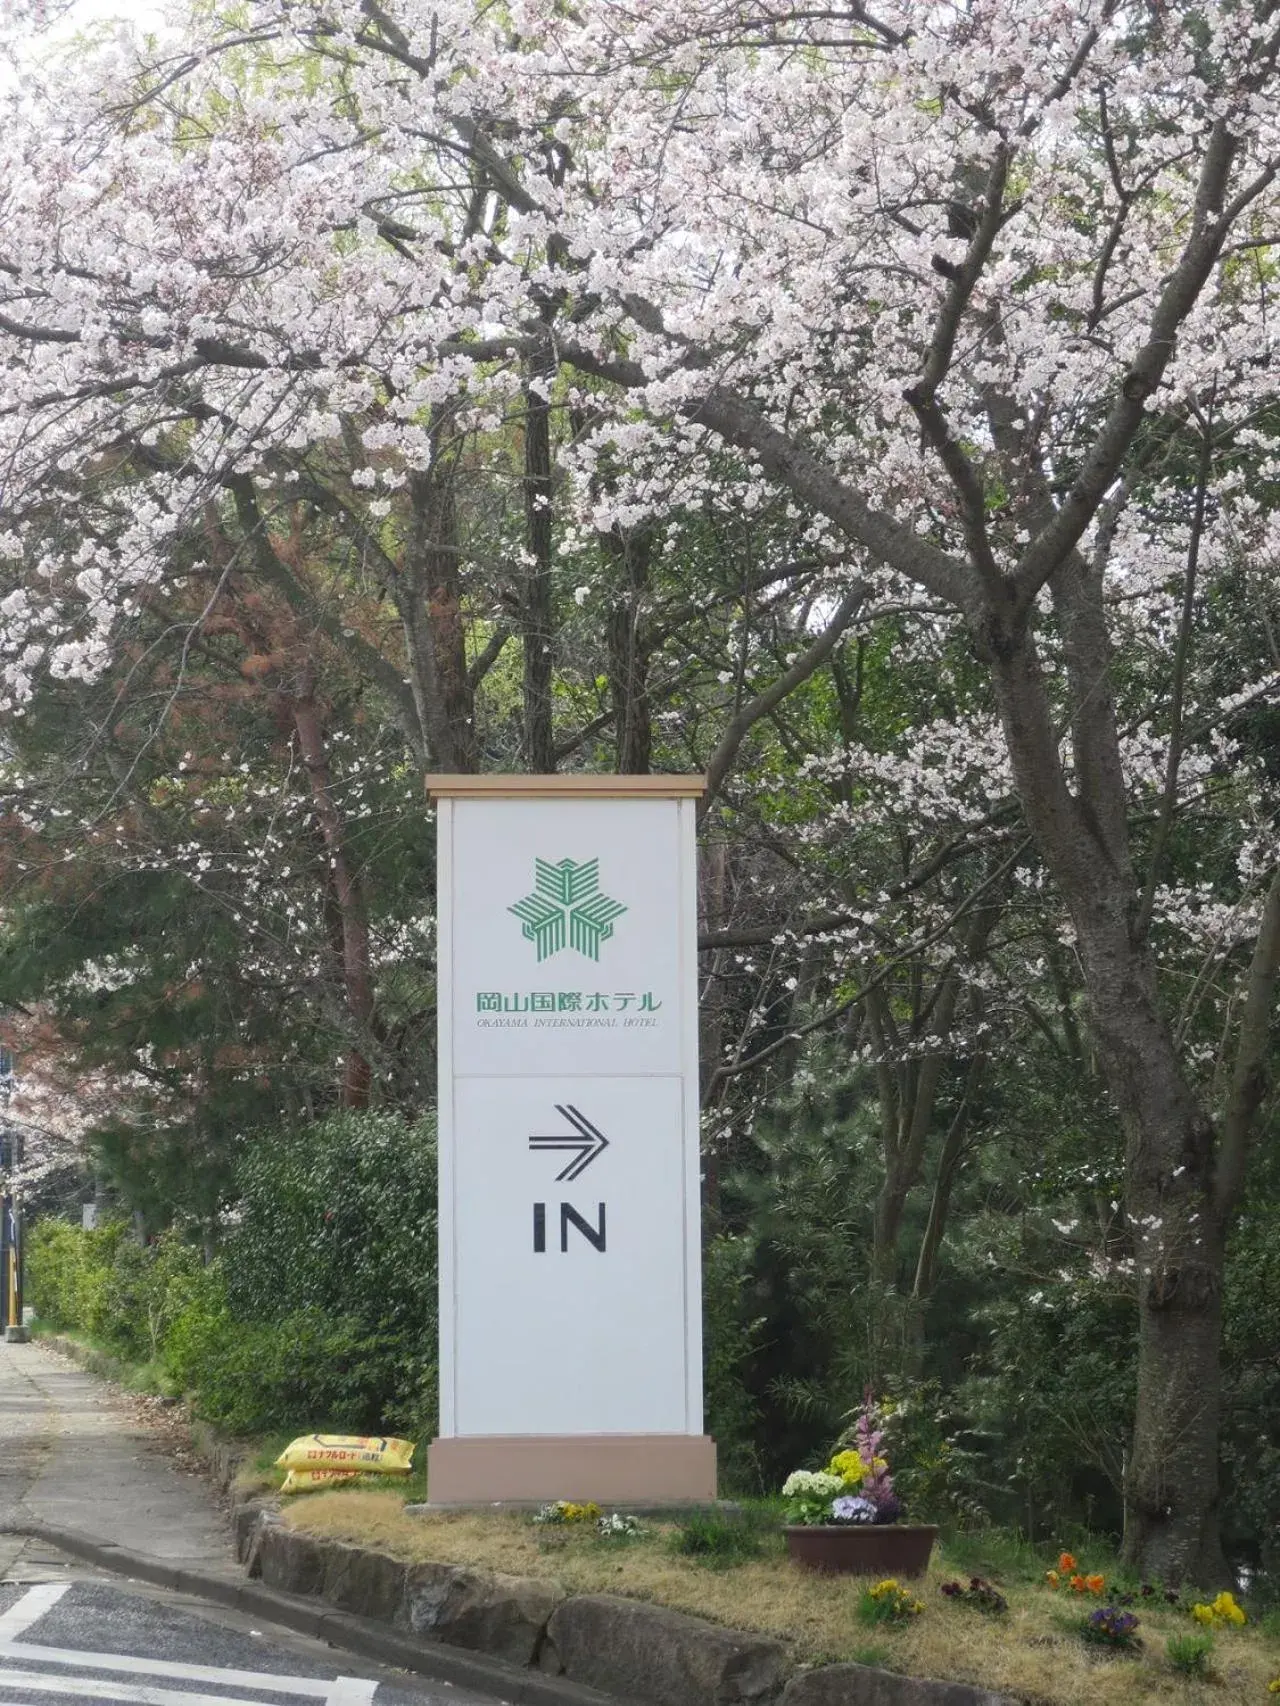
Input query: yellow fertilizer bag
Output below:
<box><xmin>280</xmin><ymin>1468</ymin><xmax>362</xmax><ymax>1495</ymax></box>
<box><xmin>275</xmin><ymin>1434</ymin><xmax>415</xmax><ymax>1475</ymax></box>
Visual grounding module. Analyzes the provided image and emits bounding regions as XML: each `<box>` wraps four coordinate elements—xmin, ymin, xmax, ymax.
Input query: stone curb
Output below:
<box><xmin>0</xmin><ymin>1521</ymin><xmax>628</xmax><ymax>1706</ymax></box>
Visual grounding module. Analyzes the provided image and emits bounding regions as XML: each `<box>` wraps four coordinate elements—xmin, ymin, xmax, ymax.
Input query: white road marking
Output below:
<box><xmin>0</xmin><ymin>1587</ymin><xmax>70</xmax><ymax>1643</ymax></box>
<box><xmin>0</xmin><ymin>1642</ymin><xmax>343</xmax><ymax>1697</ymax></box>
<box><xmin>324</xmin><ymin>1682</ymin><xmax>377</xmax><ymax>1706</ymax></box>
<box><xmin>0</xmin><ymin>1585</ymin><xmax>378</xmax><ymax>1706</ymax></box>
<box><xmin>0</xmin><ymin>1668</ymin><xmax>278</xmax><ymax>1706</ymax></box>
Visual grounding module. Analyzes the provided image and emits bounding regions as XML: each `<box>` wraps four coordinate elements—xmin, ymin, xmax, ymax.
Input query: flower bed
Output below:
<box><xmin>280</xmin><ymin>1491</ymin><xmax>1280</xmax><ymax>1706</ymax></box>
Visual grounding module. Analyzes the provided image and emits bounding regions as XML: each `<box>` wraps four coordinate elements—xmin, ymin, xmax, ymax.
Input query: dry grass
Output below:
<box><xmin>284</xmin><ymin>1494</ymin><xmax>1279</xmax><ymax>1705</ymax></box>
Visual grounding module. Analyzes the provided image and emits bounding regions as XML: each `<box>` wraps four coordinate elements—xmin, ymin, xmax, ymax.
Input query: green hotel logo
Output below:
<box><xmin>509</xmin><ymin>857</ymin><xmax>627</xmax><ymax>962</ymax></box>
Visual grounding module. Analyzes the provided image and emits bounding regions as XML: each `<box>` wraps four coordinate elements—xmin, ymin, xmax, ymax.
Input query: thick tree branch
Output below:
<box><xmin>699</xmin><ymin>580</ymin><xmax>866</xmax><ymax>819</ymax></box>
<box><xmin>1014</xmin><ymin>125</ymin><xmax>1271</xmax><ymax>611</ymax></box>
<box><xmin>467</xmin><ymin>624</ymin><xmax>511</xmax><ymax>690</ymax></box>
<box><xmin>563</xmin><ymin>334</ymin><xmax>977</xmax><ymax>612</ymax></box>
<box><xmin>0</xmin><ymin>312</ymin><xmax>80</xmax><ymax>344</ymax></box>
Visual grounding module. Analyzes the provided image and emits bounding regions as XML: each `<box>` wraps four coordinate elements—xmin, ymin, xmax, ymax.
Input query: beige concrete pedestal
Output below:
<box><xmin>427</xmin><ymin>1434</ymin><xmax>717</xmax><ymax>1505</ymax></box>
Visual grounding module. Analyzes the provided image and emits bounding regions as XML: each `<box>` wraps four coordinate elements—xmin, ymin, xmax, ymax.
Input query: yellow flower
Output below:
<box><xmin>1044</xmin><ymin>1570</ymin><xmax>1060</xmax><ymax>1588</ymax></box>
<box><xmin>1211</xmin><ymin>1591</ymin><xmax>1246</xmax><ymax>1626</ymax></box>
<box><xmin>869</xmin><ymin>1578</ymin><xmax>899</xmax><ymax>1598</ymax></box>
<box><xmin>558</xmin><ymin>1501</ymin><xmax>602</xmax><ymax>1523</ymax></box>
<box><xmin>1268</xmin><ymin>1678</ymin><xmax>1280</xmax><ymax>1694</ymax></box>
<box><xmin>1191</xmin><ymin>1591</ymin><xmax>1247</xmax><ymax>1629</ymax></box>
<box><xmin>828</xmin><ymin>1450</ymin><xmax>866</xmax><ymax>1487</ymax></box>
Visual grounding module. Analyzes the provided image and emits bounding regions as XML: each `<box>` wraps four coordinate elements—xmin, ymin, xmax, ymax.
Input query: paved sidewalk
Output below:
<box><xmin>0</xmin><ymin>1340</ymin><xmax>232</xmax><ymax>1580</ymax></box>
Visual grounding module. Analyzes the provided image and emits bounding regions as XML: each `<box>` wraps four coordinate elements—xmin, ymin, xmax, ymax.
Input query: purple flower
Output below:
<box><xmin>1085</xmin><ymin>1607</ymin><xmax>1140</xmax><ymax>1648</ymax></box>
<box><xmin>830</xmin><ymin>1495</ymin><xmax>878</xmax><ymax>1524</ymax></box>
<box><xmin>851</xmin><ymin>1390</ymin><xmax>898</xmax><ymax>1514</ymax></box>
<box><xmin>873</xmin><ymin>1492</ymin><xmax>902</xmax><ymax>1525</ymax></box>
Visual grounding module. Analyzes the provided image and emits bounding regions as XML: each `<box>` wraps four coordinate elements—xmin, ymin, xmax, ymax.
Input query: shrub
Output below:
<box><xmin>1166</xmin><ymin>1631</ymin><xmax>1214</xmax><ymax>1678</ymax></box>
<box><xmin>703</xmin><ymin>1233</ymin><xmax>766</xmax><ymax>1493</ymax></box>
<box><xmin>28</xmin><ymin>1218</ymin><xmax>130</xmax><ymax>1341</ymax></box>
<box><xmin>219</xmin><ymin>1110</ymin><xmax>438</xmax><ymax>1437</ymax></box>
<box><xmin>226</xmin><ymin>1111</ymin><xmax>436</xmax><ymax>1344</ymax></box>
<box><xmin>103</xmin><ymin>1230</ymin><xmax>206</xmax><ymax>1363</ymax></box>
<box><xmin>30</xmin><ymin>1110</ymin><xmax>439</xmax><ymax>1441</ymax></box>
<box><xmin>670</xmin><ymin>1513</ymin><xmax>762</xmax><ymax>1566</ymax></box>
<box><xmin>181</xmin><ymin>1306</ymin><xmax>405</xmax><ymax>1434</ymax></box>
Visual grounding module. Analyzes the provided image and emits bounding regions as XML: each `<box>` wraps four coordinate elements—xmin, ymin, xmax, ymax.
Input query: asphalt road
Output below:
<box><xmin>0</xmin><ymin>1577</ymin><xmax>501</xmax><ymax>1706</ymax></box>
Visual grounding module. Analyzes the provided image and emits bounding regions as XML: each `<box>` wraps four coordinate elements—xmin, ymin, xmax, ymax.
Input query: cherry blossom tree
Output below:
<box><xmin>1</xmin><ymin>0</ymin><xmax>1279</xmax><ymax>1580</ymax></box>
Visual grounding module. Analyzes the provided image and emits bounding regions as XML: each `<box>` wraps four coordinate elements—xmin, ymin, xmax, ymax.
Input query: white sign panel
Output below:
<box><xmin>453</xmin><ymin>1076</ymin><xmax>688</xmax><ymax>1434</ymax></box>
<box><xmin>450</xmin><ymin>799</ymin><xmax>684</xmax><ymax>1077</ymax></box>
<box><xmin>435</xmin><ymin>788</ymin><xmax>703</xmax><ymax>1444</ymax></box>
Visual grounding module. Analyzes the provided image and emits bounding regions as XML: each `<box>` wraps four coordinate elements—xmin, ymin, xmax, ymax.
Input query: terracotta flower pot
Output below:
<box><xmin>783</xmin><ymin>1522</ymin><xmax>938</xmax><ymax>1576</ymax></box>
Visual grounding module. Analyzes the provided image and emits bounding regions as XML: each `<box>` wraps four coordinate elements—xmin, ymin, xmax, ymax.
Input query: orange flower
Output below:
<box><xmin>1058</xmin><ymin>1552</ymin><xmax>1077</xmax><ymax>1572</ymax></box>
<box><xmin>1044</xmin><ymin>1570</ymin><xmax>1060</xmax><ymax>1588</ymax></box>
<box><xmin>1085</xmin><ymin>1574</ymin><xmax>1105</xmax><ymax>1594</ymax></box>
<box><xmin>1069</xmin><ymin>1574</ymin><xmax>1088</xmax><ymax>1593</ymax></box>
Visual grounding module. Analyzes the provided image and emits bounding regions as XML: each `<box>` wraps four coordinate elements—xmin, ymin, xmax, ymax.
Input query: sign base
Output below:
<box><xmin>427</xmin><ymin>1435</ymin><xmax>717</xmax><ymax>1505</ymax></box>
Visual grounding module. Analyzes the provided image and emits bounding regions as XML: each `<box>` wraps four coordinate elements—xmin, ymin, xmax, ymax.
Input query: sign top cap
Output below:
<box><xmin>425</xmin><ymin>774</ymin><xmax>707</xmax><ymax>800</ymax></box>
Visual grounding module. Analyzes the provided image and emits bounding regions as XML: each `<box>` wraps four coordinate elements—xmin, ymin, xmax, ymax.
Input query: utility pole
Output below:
<box><xmin>0</xmin><ymin>1048</ymin><xmax>26</xmax><ymax>1342</ymax></box>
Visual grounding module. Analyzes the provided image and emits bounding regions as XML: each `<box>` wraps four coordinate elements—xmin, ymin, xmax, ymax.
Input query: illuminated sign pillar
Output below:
<box><xmin>426</xmin><ymin>775</ymin><xmax>716</xmax><ymax>1504</ymax></box>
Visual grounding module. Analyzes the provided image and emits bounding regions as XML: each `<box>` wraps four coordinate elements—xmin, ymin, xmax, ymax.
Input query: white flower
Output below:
<box><xmin>597</xmin><ymin>1511</ymin><xmax>642</xmax><ymax>1537</ymax></box>
<box><xmin>782</xmin><ymin>1470</ymin><xmax>843</xmax><ymax>1499</ymax></box>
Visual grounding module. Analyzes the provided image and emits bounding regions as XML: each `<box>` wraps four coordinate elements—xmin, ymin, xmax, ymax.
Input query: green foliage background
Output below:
<box><xmin>29</xmin><ymin>1110</ymin><xmax>437</xmax><ymax>1438</ymax></box>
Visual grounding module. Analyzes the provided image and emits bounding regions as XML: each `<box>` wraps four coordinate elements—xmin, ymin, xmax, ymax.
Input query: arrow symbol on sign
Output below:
<box><xmin>528</xmin><ymin>1104</ymin><xmax>610</xmax><ymax>1182</ymax></box>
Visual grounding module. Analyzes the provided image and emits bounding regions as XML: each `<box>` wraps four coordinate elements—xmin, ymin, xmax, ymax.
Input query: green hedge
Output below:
<box><xmin>29</xmin><ymin>1110</ymin><xmax>437</xmax><ymax>1439</ymax></box>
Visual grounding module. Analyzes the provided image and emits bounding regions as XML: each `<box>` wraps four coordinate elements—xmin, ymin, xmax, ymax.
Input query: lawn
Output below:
<box><xmin>277</xmin><ymin>1489</ymin><xmax>1280</xmax><ymax>1706</ymax></box>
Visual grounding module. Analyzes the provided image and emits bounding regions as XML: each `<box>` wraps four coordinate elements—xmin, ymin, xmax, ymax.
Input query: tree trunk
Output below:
<box><xmin>912</xmin><ymin>1052</ymin><xmax>984</xmax><ymax>1305</ymax></box>
<box><xmin>291</xmin><ymin>686</ymin><xmax>375</xmax><ymax>1109</ymax></box>
<box><xmin>1072</xmin><ymin>900</ymin><xmax>1227</xmax><ymax>1585</ymax></box>
<box><xmin>402</xmin><ymin>412</ymin><xmax>475</xmax><ymax>773</ymax></box>
<box><xmin>604</xmin><ymin>525</ymin><xmax>653</xmax><ymax>774</ymax></box>
<box><xmin>522</xmin><ymin>358</ymin><xmax>556</xmax><ymax>772</ymax></box>
<box><xmin>988</xmin><ymin>626</ymin><xmax>1229</xmax><ymax>1585</ymax></box>
<box><xmin>698</xmin><ymin>837</ymin><xmax>731</xmax><ymax>1223</ymax></box>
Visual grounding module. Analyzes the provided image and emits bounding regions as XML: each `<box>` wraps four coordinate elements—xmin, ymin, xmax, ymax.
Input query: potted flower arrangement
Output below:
<box><xmin>781</xmin><ymin>1392</ymin><xmax>937</xmax><ymax>1576</ymax></box>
